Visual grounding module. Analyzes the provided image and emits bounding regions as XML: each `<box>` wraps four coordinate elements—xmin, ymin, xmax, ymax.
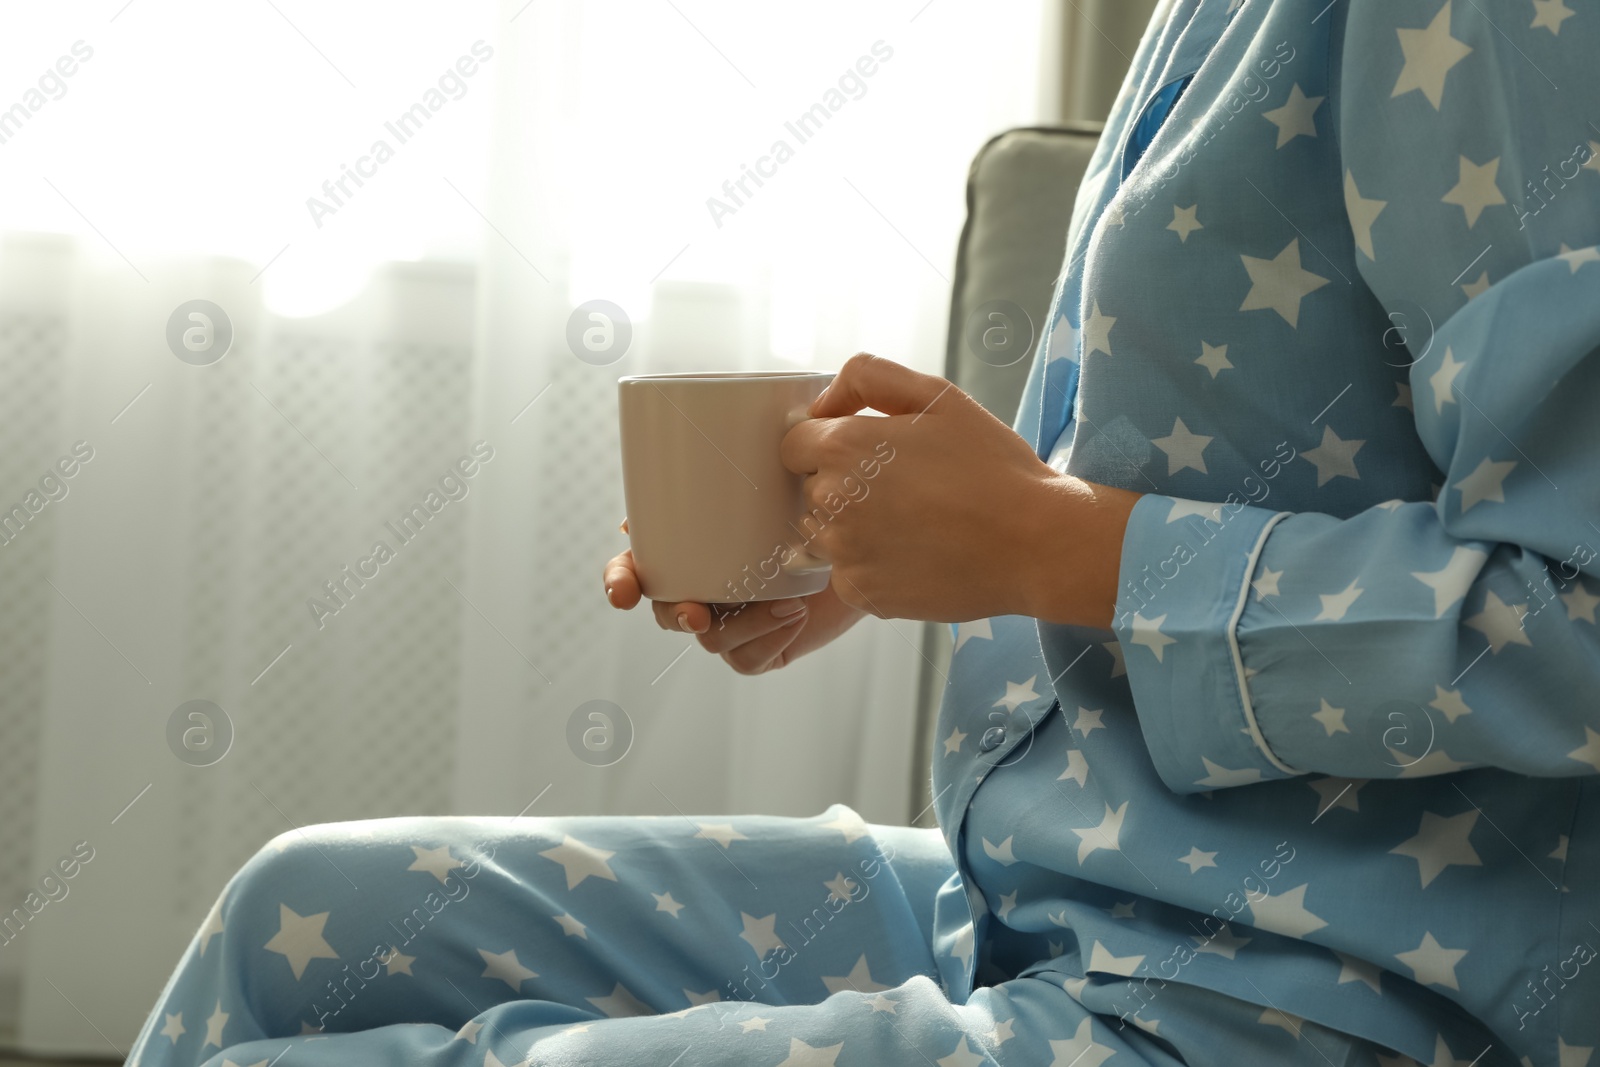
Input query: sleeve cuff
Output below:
<box><xmin>1110</xmin><ymin>493</ymin><xmax>1300</xmax><ymax>794</ymax></box>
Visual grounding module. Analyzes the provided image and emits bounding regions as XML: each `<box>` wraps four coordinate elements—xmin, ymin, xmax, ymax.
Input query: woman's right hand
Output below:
<box><xmin>602</xmin><ymin>546</ymin><xmax>868</xmax><ymax>675</ymax></box>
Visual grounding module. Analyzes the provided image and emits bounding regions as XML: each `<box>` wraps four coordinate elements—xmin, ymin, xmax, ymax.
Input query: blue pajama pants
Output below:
<box><xmin>128</xmin><ymin>805</ymin><xmax>1390</xmax><ymax>1067</ymax></box>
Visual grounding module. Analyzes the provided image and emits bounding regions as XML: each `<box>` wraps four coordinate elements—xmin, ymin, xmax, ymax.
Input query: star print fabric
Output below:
<box><xmin>937</xmin><ymin>0</ymin><xmax>1598</xmax><ymax>1064</ymax></box>
<box><xmin>127</xmin><ymin>812</ymin><xmax>984</xmax><ymax>1066</ymax></box>
<box><xmin>126</xmin><ymin>1</ymin><xmax>1600</xmax><ymax>1065</ymax></box>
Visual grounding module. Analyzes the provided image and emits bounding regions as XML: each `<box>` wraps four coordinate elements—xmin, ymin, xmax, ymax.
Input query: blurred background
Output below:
<box><xmin>0</xmin><ymin>0</ymin><xmax>1155</xmax><ymax>1056</ymax></box>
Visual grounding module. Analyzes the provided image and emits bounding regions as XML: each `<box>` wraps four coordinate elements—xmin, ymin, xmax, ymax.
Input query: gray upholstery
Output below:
<box><xmin>908</xmin><ymin>124</ymin><xmax>1106</xmax><ymax>823</ymax></box>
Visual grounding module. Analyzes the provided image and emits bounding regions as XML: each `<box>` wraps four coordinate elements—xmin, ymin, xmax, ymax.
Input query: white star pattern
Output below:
<box><xmin>1196</xmin><ymin>757</ymin><xmax>1263</xmax><ymax>788</ymax></box>
<box><xmin>1058</xmin><ymin>748</ymin><xmax>1089</xmax><ymax>787</ymax></box>
<box><xmin>538</xmin><ymin>835</ymin><xmax>619</xmax><ymax>889</ymax></box>
<box><xmin>820</xmin><ymin>809</ymin><xmax>871</xmax><ymax>843</ymax></box>
<box><xmin>1046</xmin><ymin>318</ymin><xmax>1080</xmax><ymax>363</ymax></box>
<box><xmin>1088</xmin><ymin>940</ymin><xmax>1145</xmax><ymax>976</ymax></box>
<box><xmin>982</xmin><ymin>835</ymin><xmax>1018</xmax><ymax>865</ymax></box>
<box><xmin>1568</xmin><ymin>727</ymin><xmax>1600</xmax><ymax>772</ymax></box>
<box><xmin>407</xmin><ymin>844</ymin><xmax>464</xmax><ymax>884</ymax></box>
<box><xmin>936</xmin><ymin>1036</ymin><xmax>987</xmax><ymax>1067</ymax></box>
<box><xmin>1316</xmin><ymin>579</ymin><xmax>1365</xmax><ymax>621</ymax></box>
<box><xmin>381</xmin><ymin>946</ymin><xmax>415</xmax><ymax>975</ymax></box>
<box><xmin>1248</xmin><ymin>884</ymin><xmax>1328</xmax><ymax>938</ymax></box>
<box><xmin>775</xmin><ymin>1038</ymin><xmax>844</xmax><ymax>1067</ymax></box>
<box><xmin>1179</xmin><ymin>846</ymin><xmax>1218</xmax><ymax>873</ymax></box>
<box><xmin>1441</xmin><ymin>155</ymin><xmax>1505</xmax><ymax>228</ymax></box>
<box><xmin>1392</xmin><ymin>1</ymin><xmax>1472</xmax><ymax>110</ymax></box>
<box><xmin>1453</xmin><ymin>456</ymin><xmax>1516</xmax><ymax>512</ymax></box>
<box><xmin>1391</xmin><ymin>747</ymin><xmax>1472</xmax><ymax>777</ymax></box>
<box><xmin>1083</xmin><ymin>301</ymin><xmax>1117</xmax><ymax>358</ymax></box>
<box><xmin>994</xmin><ymin>675</ymin><xmax>1040</xmax><ymax>712</ymax></box>
<box><xmin>1558</xmin><ymin>243</ymin><xmax>1600</xmax><ymax>272</ymax></box>
<box><xmin>693</xmin><ymin>823</ymin><xmax>750</xmax><ymax>849</ymax></box>
<box><xmin>203</xmin><ymin>1002</ymin><xmax>228</xmax><ymax>1048</ymax></box>
<box><xmin>1389</xmin><ymin>810</ymin><xmax>1483</xmax><ymax>888</ymax></box>
<box><xmin>1194</xmin><ymin>924</ymin><xmax>1252</xmax><ymax>959</ymax></box>
<box><xmin>1429</xmin><ymin>685</ymin><xmax>1473</xmax><ymax>722</ymax></box>
<box><xmin>821</xmin><ymin>954</ymin><xmax>889</xmax><ymax>995</ymax></box>
<box><xmin>1395</xmin><ymin>932</ymin><xmax>1468</xmax><ymax>990</ymax></box>
<box><xmin>587</xmin><ymin>983</ymin><xmax>652</xmax><ymax>1018</ymax></box>
<box><xmin>478</xmin><ymin>948</ymin><xmax>537</xmax><ymax>992</ymax></box>
<box><xmin>263</xmin><ymin>905</ymin><xmax>339</xmax><ymax>980</ymax></box>
<box><xmin>1152</xmin><ymin>417</ymin><xmax>1214</xmax><ymax>475</ymax></box>
<box><xmin>1239</xmin><ymin>239</ymin><xmax>1331</xmax><ymax>328</ymax></box>
<box><xmin>954</xmin><ymin>617</ymin><xmax>993</xmax><ymax>652</ymax></box>
<box><xmin>1196</xmin><ymin>340</ymin><xmax>1233</xmax><ymax>377</ymax></box>
<box><xmin>1464</xmin><ymin>590</ymin><xmax>1532</xmax><ymax>653</ymax></box>
<box><xmin>1130</xmin><ymin>612</ymin><xmax>1177</xmax><ymax>661</ymax></box>
<box><xmin>1262</xmin><ymin>83</ymin><xmax>1323</xmax><ymax>147</ymax></box>
<box><xmin>1073</xmin><ymin>707</ymin><xmax>1105</xmax><ymax>736</ymax></box>
<box><xmin>1301</xmin><ymin>425</ymin><xmax>1364</xmax><ymax>486</ymax></box>
<box><xmin>553</xmin><ymin>913</ymin><xmax>588</xmax><ymax>939</ymax></box>
<box><xmin>1410</xmin><ymin>545</ymin><xmax>1487</xmax><ymax>617</ymax></box>
<box><xmin>1167</xmin><ymin>499</ymin><xmax>1225</xmax><ymax>524</ymax></box>
<box><xmin>1561</xmin><ymin>581</ymin><xmax>1600</xmax><ymax>622</ymax></box>
<box><xmin>1427</xmin><ymin>348</ymin><xmax>1465</xmax><ymax>413</ymax></box>
<box><xmin>1069</xmin><ymin>801</ymin><xmax>1128</xmax><ymax>864</ymax></box>
<box><xmin>1558</xmin><ymin>1038</ymin><xmax>1595</xmax><ymax>1067</ymax></box>
<box><xmin>1334</xmin><ymin>951</ymin><xmax>1384</xmax><ymax>994</ymax></box>
<box><xmin>1312</xmin><ymin>698</ymin><xmax>1349</xmax><ymax>736</ymax></box>
<box><xmin>824</xmin><ymin>872</ymin><xmax>858</xmax><ymax>905</ymax></box>
<box><xmin>1344</xmin><ymin>170</ymin><xmax>1386</xmax><ymax>259</ymax></box>
<box><xmin>1252</xmin><ymin>567</ymin><xmax>1283</xmax><ymax>600</ymax></box>
<box><xmin>197</xmin><ymin>893</ymin><xmax>226</xmax><ymax>957</ymax></box>
<box><xmin>1168</xmin><ymin>203</ymin><xmax>1204</xmax><ymax>242</ymax></box>
<box><xmin>1048</xmin><ymin>1017</ymin><xmax>1115</xmax><ymax>1067</ymax></box>
<box><xmin>1531</xmin><ymin>0</ymin><xmax>1576</xmax><ymax>33</ymax></box>
<box><xmin>739</xmin><ymin>912</ymin><xmax>786</xmax><ymax>958</ymax></box>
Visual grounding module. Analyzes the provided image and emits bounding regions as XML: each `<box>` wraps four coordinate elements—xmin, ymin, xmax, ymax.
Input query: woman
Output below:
<box><xmin>129</xmin><ymin>1</ymin><xmax>1599</xmax><ymax>1064</ymax></box>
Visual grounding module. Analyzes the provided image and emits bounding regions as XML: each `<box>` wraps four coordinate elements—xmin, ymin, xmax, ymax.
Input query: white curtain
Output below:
<box><xmin>0</xmin><ymin>0</ymin><xmax>1055</xmax><ymax>1054</ymax></box>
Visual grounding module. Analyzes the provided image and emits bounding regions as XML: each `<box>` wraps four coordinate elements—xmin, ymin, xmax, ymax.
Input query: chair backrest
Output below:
<box><xmin>908</xmin><ymin>123</ymin><xmax>1106</xmax><ymax>823</ymax></box>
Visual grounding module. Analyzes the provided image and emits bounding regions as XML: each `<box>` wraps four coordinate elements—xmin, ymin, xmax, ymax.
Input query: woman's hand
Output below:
<box><xmin>603</xmin><ymin>546</ymin><xmax>868</xmax><ymax>674</ymax></box>
<box><xmin>780</xmin><ymin>353</ymin><xmax>1141</xmax><ymax>628</ymax></box>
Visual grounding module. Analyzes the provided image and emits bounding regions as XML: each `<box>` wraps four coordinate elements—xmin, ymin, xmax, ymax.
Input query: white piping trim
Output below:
<box><xmin>1227</xmin><ymin>510</ymin><xmax>1302</xmax><ymax>776</ymax></box>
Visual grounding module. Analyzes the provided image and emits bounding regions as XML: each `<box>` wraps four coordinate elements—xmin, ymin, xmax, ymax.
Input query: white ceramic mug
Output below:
<box><xmin>618</xmin><ymin>371</ymin><xmax>835</xmax><ymax>604</ymax></box>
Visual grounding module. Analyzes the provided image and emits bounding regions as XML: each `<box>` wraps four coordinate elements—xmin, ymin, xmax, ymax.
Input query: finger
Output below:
<box><xmin>603</xmin><ymin>550</ymin><xmax>641</xmax><ymax>609</ymax></box>
<box><xmin>721</xmin><ymin>615</ymin><xmax>809</xmax><ymax>675</ymax></box>
<box><xmin>695</xmin><ymin>598</ymin><xmax>809</xmax><ymax>654</ymax></box>
<box><xmin>809</xmin><ymin>352</ymin><xmax>950</xmax><ymax>418</ymax></box>
<box><xmin>652</xmin><ymin>600</ymin><xmax>712</xmax><ymax>634</ymax></box>
<box><xmin>779</xmin><ymin>417</ymin><xmax>825</xmax><ymax>476</ymax></box>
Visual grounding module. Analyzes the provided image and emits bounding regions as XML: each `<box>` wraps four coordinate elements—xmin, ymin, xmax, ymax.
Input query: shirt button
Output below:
<box><xmin>979</xmin><ymin>726</ymin><xmax>1006</xmax><ymax>752</ymax></box>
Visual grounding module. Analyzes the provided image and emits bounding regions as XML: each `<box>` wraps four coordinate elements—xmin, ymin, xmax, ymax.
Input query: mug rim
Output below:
<box><xmin>618</xmin><ymin>370</ymin><xmax>834</xmax><ymax>384</ymax></box>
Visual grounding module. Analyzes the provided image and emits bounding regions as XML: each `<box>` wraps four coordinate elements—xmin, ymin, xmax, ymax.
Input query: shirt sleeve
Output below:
<box><xmin>1110</xmin><ymin>0</ymin><xmax>1600</xmax><ymax>794</ymax></box>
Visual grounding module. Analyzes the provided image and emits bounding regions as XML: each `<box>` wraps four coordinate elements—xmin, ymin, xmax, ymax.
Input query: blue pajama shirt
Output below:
<box><xmin>127</xmin><ymin>1</ymin><xmax>1599</xmax><ymax>1065</ymax></box>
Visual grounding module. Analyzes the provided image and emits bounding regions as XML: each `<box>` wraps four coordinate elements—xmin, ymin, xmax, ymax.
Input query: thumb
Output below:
<box><xmin>809</xmin><ymin>353</ymin><xmax>951</xmax><ymax>418</ymax></box>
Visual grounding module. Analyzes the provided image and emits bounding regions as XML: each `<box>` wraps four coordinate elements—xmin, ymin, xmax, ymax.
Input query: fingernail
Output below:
<box><xmin>771</xmin><ymin>599</ymin><xmax>807</xmax><ymax>618</ymax></box>
<box><xmin>677</xmin><ymin>612</ymin><xmax>691</xmax><ymax>631</ymax></box>
<box><xmin>780</xmin><ymin>609</ymin><xmax>807</xmax><ymax>626</ymax></box>
<box><xmin>605</xmin><ymin>584</ymin><xmax>614</xmax><ymax>603</ymax></box>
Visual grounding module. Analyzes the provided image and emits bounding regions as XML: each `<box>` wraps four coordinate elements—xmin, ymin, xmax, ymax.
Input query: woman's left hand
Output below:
<box><xmin>779</xmin><ymin>353</ymin><xmax>1141</xmax><ymax>628</ymax></box>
